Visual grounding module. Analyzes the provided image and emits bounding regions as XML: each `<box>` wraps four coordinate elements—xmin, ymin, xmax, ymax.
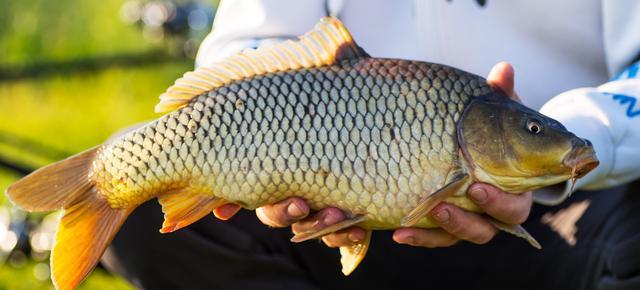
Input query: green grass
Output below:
<box><xmin>0</xmin><ymin>0</ymin><xmax>201</xmax><ymax>288</ymax></box>
<box><xmin>0</xmin><ymin>62</ymin><xmax>191</xmax><ymax>162</ymax></box>
<box><xmin>0</xmin><ymin>262</ymin><xmax>133</xmax><ymax>290</ymax></box>
<box><xmin>0</xmin><ymin>60</ymin><xmax>192</xmax><ymax>192</ymax></box>
<box><xmin>0</xmin><ymin>61</ymin><xmax>192</xmax><ymax>290</ymax></box>
<box><xmin>0</xmin><ymin>0</ymin><xmax>161</xmax><ymax>67</ymax></box>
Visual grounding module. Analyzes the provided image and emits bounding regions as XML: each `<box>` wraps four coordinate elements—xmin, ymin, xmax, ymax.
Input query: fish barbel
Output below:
<box><xmin>6</xmin><ymin>17</ymin><xmax>598</xmax><ymax>289</ymax></box>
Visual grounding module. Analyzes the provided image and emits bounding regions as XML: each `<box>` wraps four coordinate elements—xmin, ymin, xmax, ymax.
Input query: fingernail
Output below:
<box><xmin>287</xmin><ymin>202</ymin><xmax>305</xmax><ymax>218</ymax></box>
<box><xmin>348</xmin><ymin>232</ymin><xmax>362</xmax><ymax>243</ymax></box>
<box><xmin>469</xmin><ymin>188</ymin><xmax>488</xmax><ymax>204</ymax></box>
<box><xmin>432</xmin><ymin>208</ymin><xmax>450</xmax><ymax>223</ymax></box>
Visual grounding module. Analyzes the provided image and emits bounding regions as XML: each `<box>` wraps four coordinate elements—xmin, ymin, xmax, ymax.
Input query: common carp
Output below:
<box><xmin>6</xmin><ymin>17</ymin><xmax>598</xmax><ymax>290</ymax></box>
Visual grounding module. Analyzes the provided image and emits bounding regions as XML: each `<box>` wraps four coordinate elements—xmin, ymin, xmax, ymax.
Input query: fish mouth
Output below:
<box><xmin>562</xmin><ymin>141</ymin><xmax>599</xmax><ymax>189</ymax></box>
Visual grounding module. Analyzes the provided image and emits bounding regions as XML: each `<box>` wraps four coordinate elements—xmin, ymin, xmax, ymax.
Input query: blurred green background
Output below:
<box><xmin>0</xmin><ymin>0</ymin><xmax>216</xmax><ymax>289</ymax></box>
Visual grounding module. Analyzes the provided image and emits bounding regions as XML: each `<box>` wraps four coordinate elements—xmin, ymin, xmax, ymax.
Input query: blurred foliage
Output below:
<box><xmin>0</xmin><ymin>0</ymin><xmax>207</xmax><ymax>288</ymax></box>
<box><xmin>0</xmin><ymin>0</ymin><xmax>160</xmax><ymax>67</ymax></box>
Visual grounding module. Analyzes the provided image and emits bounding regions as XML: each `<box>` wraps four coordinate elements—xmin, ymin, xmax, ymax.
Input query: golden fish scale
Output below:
<box><xmin>93</xmin><ymin>58</ymin><xmax>491</xmax><ymax>229</ymax></box>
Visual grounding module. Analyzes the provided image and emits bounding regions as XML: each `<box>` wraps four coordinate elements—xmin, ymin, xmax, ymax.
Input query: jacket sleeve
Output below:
<box><xmin>533</xmin><ymin>1</ymin><xmax>640</xmax><ymax>205</ymax></box>
<box><xmin>535</xmin><ymin>70</ymin><xmax>640</xmax><ymax>205</ymax></box>
<box><xmin>195</xmin><ymin>0</ymin><xmax>327</xmax><ymax>68</ymax></box>
<box><xmin>602</xmin><ymin>0</ymin><xmax>640</xmax><ymax>77</ymax></box>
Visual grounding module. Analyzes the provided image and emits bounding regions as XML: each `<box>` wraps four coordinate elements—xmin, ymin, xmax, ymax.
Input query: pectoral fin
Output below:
<box><xmin>290</xmin><ymin>215</ymin><xmax>367</xmax><ymax>243</ymax></box>
<box><xmin>340</xmin><ymin>229</ymin><xmax>372</xmax><ymax>276</ymax></box>
<box><xmin>401</xmin><ymin>173</ymin><xmax>470</xmax><ymax>227</ymax></box>
<box><xmin>488</xmin><ymin>218</ymin><xmax>542</xmax><ymax>249</ymax></box>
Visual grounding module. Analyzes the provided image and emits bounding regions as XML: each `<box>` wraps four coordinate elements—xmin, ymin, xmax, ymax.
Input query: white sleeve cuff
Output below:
<box><xmin>535</xmin><ymin>79</ymin><xmax>640</xmax><ymax>205</ymax></box>
<box><xmin>535</xmin><ymin>89</ymin><xmax>614</xmax><ymax>204</ymax></box>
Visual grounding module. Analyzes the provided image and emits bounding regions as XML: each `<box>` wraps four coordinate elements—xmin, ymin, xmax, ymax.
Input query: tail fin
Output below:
<box><xmin>52</xmin><ymin>189</ymin><xmax>131</xmax><ymax>290</ymax></box>
<box><xmin>5</xmin><ymin>147</ymin><xmax>133</xmax><ymax>290</ymax></box>
<box><xmin>5</xmin><ymin>147</ymin><xmax>98</xmax><ymax>211</ymax></box>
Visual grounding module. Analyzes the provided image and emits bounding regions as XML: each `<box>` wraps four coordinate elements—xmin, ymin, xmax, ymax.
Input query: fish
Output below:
<box><xmin>5</xmin><ymin>17</ymin><xmax>599</xmax><ymax>290</ymax></box>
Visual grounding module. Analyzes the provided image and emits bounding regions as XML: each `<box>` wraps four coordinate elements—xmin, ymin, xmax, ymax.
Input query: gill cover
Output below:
<box><xmin>458</xmin><ymin>93</ymin><xmax>582</xmax><ymax>193</ymax></box>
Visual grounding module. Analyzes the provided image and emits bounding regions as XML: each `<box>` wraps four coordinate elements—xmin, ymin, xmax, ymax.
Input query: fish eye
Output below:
<box><xmin>526</xmin><ymin>118</ymin><xmax>543</xmax><ymax>134</ymax></box>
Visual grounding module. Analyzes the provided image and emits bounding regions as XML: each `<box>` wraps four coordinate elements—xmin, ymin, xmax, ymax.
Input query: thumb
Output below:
<box><xmin>487</xmin><ymin>62</ymin><xmax>520</xmax><ymax>102</ymax></box>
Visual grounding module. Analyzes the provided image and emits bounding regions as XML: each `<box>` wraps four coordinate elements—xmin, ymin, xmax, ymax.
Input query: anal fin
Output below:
<box><xmin>401</xmin><ymin>173</ymin><xmax>470</xmax><ymax>227</ymax></box>
<box><xmin>158</xmin><ymin>187</ymin><xmax>226</xmax><ymax>233</ymax></box>
<box><xmin>290</xmin><ymin>215</ymin><xmax>367</xmax><ymax>243</ymax></box>
<box><xmin>488</xmin><ymin>218</ymin><xmax>542</xmax><ymax>249</ymax></box>
<box><xmin>340</xmin><ymin>229</ymin><xmax>372</xmax><ymax>276</ymax></box>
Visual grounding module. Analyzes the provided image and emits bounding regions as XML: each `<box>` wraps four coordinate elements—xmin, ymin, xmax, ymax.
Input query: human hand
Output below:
<box><xmin>213</xmin><ymin>198</ymin><xmax>367</xmax><ymax>246</ymax></box>
<box><xmin>395</xmin><ymin>62</ymin><xmax>533</xmax><ymax>247</ymax></box>
<box><xmin>212</xmin><ymin>62</ymin><xmax>534</xmax><ymax>248</ymax></box>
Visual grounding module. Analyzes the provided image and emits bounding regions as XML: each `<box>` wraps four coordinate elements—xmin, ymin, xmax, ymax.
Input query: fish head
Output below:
<box><xmin>458</xmin><ymin>93</ymin><xmax>599</xmax><ymax>193</ymax></box>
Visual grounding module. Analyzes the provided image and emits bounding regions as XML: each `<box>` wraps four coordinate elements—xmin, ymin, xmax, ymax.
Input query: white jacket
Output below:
<box><xmin>196</xmin><ymin>0</ymin><xmax>640</xmax><ymax>205</ymax></box>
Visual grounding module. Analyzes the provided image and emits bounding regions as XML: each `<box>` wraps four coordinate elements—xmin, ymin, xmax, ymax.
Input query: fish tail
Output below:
<box><xmin>5</xmin><ymin>147</ymin><xmax>99</xmax><ymax>211</ymax></box>
<box><xmin>5</xmin><ymin>147</ymin><xmax>133</xmax><ymax>290</ymax></box>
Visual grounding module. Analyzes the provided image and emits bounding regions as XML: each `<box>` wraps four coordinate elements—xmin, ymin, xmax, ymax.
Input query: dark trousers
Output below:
<box><xmin>102</xmin><ymin>182</ymin><xmax>640</xmax><ymax>290</ymax></box>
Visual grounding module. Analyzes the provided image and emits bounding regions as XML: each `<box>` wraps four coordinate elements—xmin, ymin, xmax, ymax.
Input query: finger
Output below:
<box><xmin>213</xmin><ymin>204</ymin><xmax>241</xmax><ymax>220</ymax></box>
<box><xmin>487</xmin><ymin>61</ymin><xmax>514</xmax><ymax>96</ymax></box>
<box><xmin>392</xmin><ymin>228</ymin><xmax>459</xmax><ymax>248</ymax></box>
<box><xmin>429</xmin><ymin>203</ymin><xmax>497</xmax><ymax>244</ymax></box>
<box><xmin>291</xmin><ymin>207</ymin><xmax>345</xmax><ymax>234</ymax></box>
<box><xmin>468</xmin><ymin>184</ymin><xmax>533</xmax><ymax>225</ymax></box>
<box><xmin>255</xmin><ymin>197</ymin><xmax>309</xmax><ymax>228</ymax></box>
<box><xmin>487</xmin><ymin>61</ymin><xmax>521</xmax><ymax>102</ymax></box>
<box><xmin>321</xmin><ymin>228</ymin><xmax>367</xmax><ymax>248</ymax></box>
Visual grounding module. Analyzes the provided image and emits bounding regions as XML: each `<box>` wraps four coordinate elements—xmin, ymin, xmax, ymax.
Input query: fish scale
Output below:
<box><xmin>94</xmin><ymin>58</ymin><xmax>491</xmax><ymax>228</ymax></box>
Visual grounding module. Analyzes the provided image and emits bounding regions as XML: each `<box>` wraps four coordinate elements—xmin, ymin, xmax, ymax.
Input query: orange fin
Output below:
<box><xmin>155</xmin><ymin>16</ymin><xmax>368</xmax><ymax>113</ymax></box>
<box><xmin>401</xmin><ymin>173</ymin><xmax>470</xmax><ymax>227</ymax></box>
<box><xmin>5</xmin><ymin>147</ymin><xmax>98</xmax><ymax>211</ymax></box>
<box><xmin>51</xmin><ymin>188</ymin><xmax>132</xmax><ymax>290</ymax></box>
<box><xmin>290</xmin><ymin>215</ymin><xmax>367</xmax><ymax>243</ymax></box>
<box><xmin>5</xmin><ymin>146</ymin><xmax>139</xmax><ymax>290</ymax></box>
<box><xmin>157</xmin><ymin>188</ymin><xmax>226</xmax><ymax>233</ymax></box>
<box><xmin>340</xmin><ymin>229</ymin><xmax>372</xmax><ymax>276</ymax></box>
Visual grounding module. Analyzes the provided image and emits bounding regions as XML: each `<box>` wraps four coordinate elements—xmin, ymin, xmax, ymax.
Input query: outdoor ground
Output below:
<box><xmin>0</xmin><ymin>0</ymin><xmax>209</xmax><ymax>288</ymax></box>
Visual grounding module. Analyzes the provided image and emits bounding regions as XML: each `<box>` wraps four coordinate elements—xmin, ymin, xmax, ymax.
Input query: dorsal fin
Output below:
<box><xmin>155</xmin><ymin>17</ymin><xmax>368</xmax><ymax>113</ymax></box>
